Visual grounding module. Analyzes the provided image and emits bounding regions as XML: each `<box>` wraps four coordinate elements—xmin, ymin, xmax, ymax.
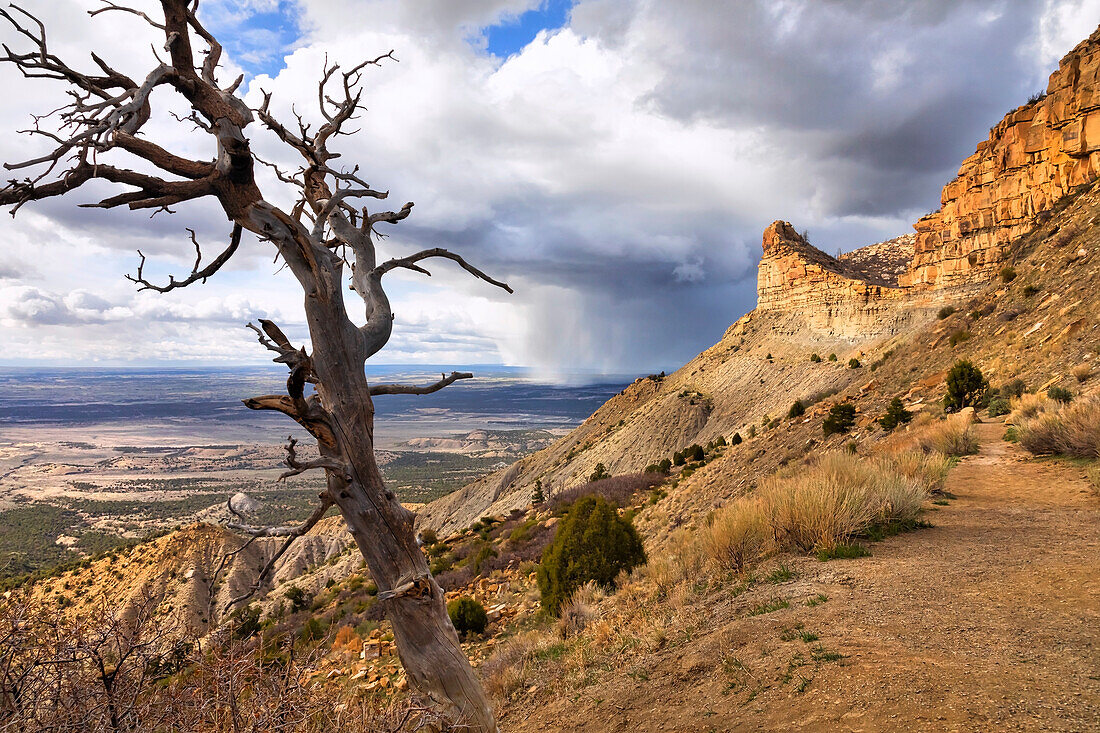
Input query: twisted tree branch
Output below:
<box><xmin>370</xmin><ymin>371</ymin><xmax>473</xmax><ymax>396</ymax></box>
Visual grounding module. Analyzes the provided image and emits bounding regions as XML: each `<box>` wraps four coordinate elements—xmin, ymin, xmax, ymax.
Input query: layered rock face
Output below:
<box><xmin>756</xmin><ymin>221</ymin><xmax>917</xmax><ymax>336</ymax></box>
<box><xmin>900</xmin><ymin>24</ymin><xmax>1100</xmax><ymax>290</ymax></box>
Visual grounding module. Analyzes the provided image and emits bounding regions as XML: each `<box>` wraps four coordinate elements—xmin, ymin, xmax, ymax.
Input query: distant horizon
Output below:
<box><xmin>0</xmin><ymin>361</ymin><xmax>656</xmax><ymax>383</ymax></box>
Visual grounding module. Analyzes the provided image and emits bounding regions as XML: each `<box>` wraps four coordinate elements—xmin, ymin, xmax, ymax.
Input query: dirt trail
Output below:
<box><xmin>506</xmin><ymin>421</ymin><xmax>1100</xmax><ymax>732</ymax></box>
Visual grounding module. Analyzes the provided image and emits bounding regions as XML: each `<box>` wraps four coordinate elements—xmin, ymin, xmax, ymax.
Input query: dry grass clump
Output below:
<box><xmin>1072</xmin><ymin>363</ymin><xmax>1092</xmax><ymax>383</ymax></box>
<box><xmin>1088</xmin><ymin>465</ymin><xmax>1100</xmax><ymax>497</ymax></box>
<box><xmin>915</xmin><ymin>414</ymin><xmax>978</xmax><ymax>457</ymax></box>
<box><xmin>701</xmin><ymin>499</ymin><xmax>770</xmax><ymax>572</ymax></box>
<box><xmin>887</xmin><ymin>450</ymin><xmax>953</xmax><ymax>494</ymax></box>
<box><xmin>702</xmin><ymin>452</ymin><xmax>931</xmax><ymax>565</ymax></box>
<box><xmin>482</xmin><ymin>629</ymin><xmax>564</xmax><ymax>700</ymax></box>
<box><xmin>1010</xmin><ymin>392</ymin><xmax>1055</xmax><ymax>421</ymax></box>
<box><xmin>1016</xmin><ymin>397</ymin><xmax>1100</xmax><ymax>458</ymax></box>
<box><xmin>557</xmin><ymin>582</ymin><xmax>604</xmax><ymax>638</ymax></box>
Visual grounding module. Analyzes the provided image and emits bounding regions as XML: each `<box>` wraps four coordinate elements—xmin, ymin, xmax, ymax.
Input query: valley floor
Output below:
<box><xmin>504</xmin><ymin>421</ymin><xmax>1100</xmax><ymax>732</ymax></box>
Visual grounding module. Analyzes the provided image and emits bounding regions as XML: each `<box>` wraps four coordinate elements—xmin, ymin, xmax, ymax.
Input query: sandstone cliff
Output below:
<box><xmin>900</xmin><ymin>24</ymin><xmax>1100</xmax><ymax>290</ymax></box>
<box><xmin>756</xmin><ymin>221</ymin><xmax>918</xmax><ymax>336</ymax></box>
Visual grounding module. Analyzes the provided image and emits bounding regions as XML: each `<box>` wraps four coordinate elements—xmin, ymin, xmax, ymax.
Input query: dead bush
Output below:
<box><xmin>1072</xmin><ymin>363</ymin><xmax>1092</xmax><ymax>383</ymax></box>
<box><xmin>548</xmin><ymin>472</ymin><xmax>664</xmax><ymax>512</ymax></box>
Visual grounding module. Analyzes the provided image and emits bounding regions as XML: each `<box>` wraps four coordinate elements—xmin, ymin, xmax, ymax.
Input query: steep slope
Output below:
<box><xmin>504</xmin><ymin>421</ymin><xmax>1100</xmax><ymax>732</ymax></box>
<box><xmin>29</xmin><ymin>517</ymin><xmax>353</xmax><ymax>636</ymax></box>
<box><xmin>422</xmin><ymin>22</ymin><xmax>1100</xmax><ymax>536</ymax></box>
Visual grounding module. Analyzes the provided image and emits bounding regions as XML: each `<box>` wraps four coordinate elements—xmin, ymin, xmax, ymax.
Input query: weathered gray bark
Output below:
<box><xmin>0</xmin><ymin>2</ymin><xmax>505</xmax><ymax>729</ymax></box>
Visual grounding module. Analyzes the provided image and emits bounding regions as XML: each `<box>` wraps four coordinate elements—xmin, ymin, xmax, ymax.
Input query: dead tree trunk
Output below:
<box><xmin>0</xmin><ymin>3</ymin><xmax>507</xmax><ymax>729</ymax></box>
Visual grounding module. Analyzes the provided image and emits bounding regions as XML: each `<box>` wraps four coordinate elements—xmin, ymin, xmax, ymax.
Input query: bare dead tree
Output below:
<box><xmin>0</xmin><ymin>3</ymin><xmax>508</xmax><ymax>729</ymax></box>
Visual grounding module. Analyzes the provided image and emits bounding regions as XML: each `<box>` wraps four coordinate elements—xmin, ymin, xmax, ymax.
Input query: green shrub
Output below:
<box><xmin>419</xmin><ymin>528</ymin><xmax>438</xmax><ymax>546</ymax></box>
<box><xmin>810</xmin><ymin>353</ymin><xmax>822</xmax><ymax>363</ymax></box>
<box><xmin>688</xmin><ymin>444</ymin><xmax>705</xmax><ymax>462</ymax></box>
<box><xmin>828</xmin><ymin>353</ymin><xmax>838</xmax><ymax>362</ymax></box>
<box><xmin>447</xmin><ymin>596</ymin><xmax>488</xmax><ymax>637</ymax></box>
<box><xmin>1000</xmin><ymin>266</ymin><xmax>1017</xmax><ymax>283</ymax></box>
<box><xmin>848</xmin><ymin>358</ymin><xmax>862</xmax><ymax>369</ymax></box>
<box><xmin>1001</xmin><ymin>378</ymin><xmax>1026</xmax><ymax>398</ymax></box>
<box><xmin>658</xmin><ymin>458</ymin><xmax>672</xmax><ymax>472</ymax></box>
<box><xmin>672</xmin><ymin>451</ymin><xmax>685</xmax><ymax>466</ymax></box>
<box><xmin>788</xmin><ymin>400</ymin><xmax>806</xmax><ymax>419</ymax></box>
<box><xmin>1022</xmin><ymin>284</ymin><xmax>1040</xmax><ymax>297</ymax></box>
<box><xmin>987</xmin><ymin>396</ymin><xmax>1011</xmax><ymax>417</ymax></box>
<box><xmin>878</xmin><ymin>397</ymin><xmax>913</xmax><ymax>431</ymax></box>
<box><xmin>730</xmin><ymin>433</ymin><xmax>743</xmax><ymax>445</ymax></box>
<box><xmin>589</xmin><ymin>463</ymin><xmax>610</xmax><ymax>482</ymax></box>
<box><xmin>747</xmin><ymin>425</ymin><xmax>757</xmax><ymax>439</ymax></box>
<box><xmin>715</xmin><ymin>435</ymin><xmax>727</xmax><ymax>447</ymax></box>
<box><xmin>1047</xmin><ymin>385</ymin><xmax>1073</xmax><ymax>404</ymax></box>
<box><xmin>823</xmin><ymin>404</ymin><xmax>857</xmax><ymax>437</ymax></box>
<box><xmin>531</xmin><ymin>479</ymin><xmax>545</xmax><ymax>505</ymax></box>
<box><xmin>943</xmin><ymin>359</ymin><xmax>988</xmax><ymax>413</ymax></box>
<box><xmin>537</xmin><ymin>495</ymin><xmax>646</xmax><ymax>615</ymax></box>
<box><xmin>937</xmin><ymin>305</ymin><xmax>956</xmax><ymax>320</ymax></box>
<box><xmin>284</xmin><ymin>585</ymin><xmax>311</xmax><ymax>613</ymax></box>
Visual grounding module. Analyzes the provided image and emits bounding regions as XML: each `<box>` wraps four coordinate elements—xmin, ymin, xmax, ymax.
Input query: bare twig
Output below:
<box><xmin>127</xmin><ymin>223</ymin><xmax>242</xmax><ymax>292</ymax></box>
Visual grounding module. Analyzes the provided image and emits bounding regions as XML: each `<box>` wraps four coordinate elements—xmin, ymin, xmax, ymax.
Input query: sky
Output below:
<box><xmin>0</xmin><ymin>0</ymin><xmax>1097</xmax><ymax>377</ymax></box>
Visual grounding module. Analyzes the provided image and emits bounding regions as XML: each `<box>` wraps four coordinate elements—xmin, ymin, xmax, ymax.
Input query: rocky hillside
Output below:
<box><xmin>420</xmin><ymin>22</ymin><xmax>1100</xmax><ymax>536</ymax></box>
<box><xmin>26</xmin><ymin>517</ymin><xmax>354</xmax><ymax>636</ymax></box>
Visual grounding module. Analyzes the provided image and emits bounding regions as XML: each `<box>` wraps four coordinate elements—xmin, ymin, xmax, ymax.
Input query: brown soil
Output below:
<box><xmin>504</xmin><ymin>421</ymin><xmax>1100</xmax><ymax>732</ymax></box>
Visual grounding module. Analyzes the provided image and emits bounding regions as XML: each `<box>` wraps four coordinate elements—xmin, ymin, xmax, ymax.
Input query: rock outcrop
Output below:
<box><xmin>900</xmin><ymin>24</ymin><xmax>1100</xmax><ymax>290</ymax></box>
<box><xmin>756</xmin><ymin>221</ymin><xmax>918</xmax><ymax>336</ymax></box>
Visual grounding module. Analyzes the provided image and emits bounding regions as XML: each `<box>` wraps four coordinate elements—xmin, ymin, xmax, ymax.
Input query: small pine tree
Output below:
<box><xmin>715</xmin><ymin>435</ymin><xmax>727</xmax><ymax>447</ymax></box>
<box><xmin>689</xmin><ymin>444</ymin><xmax>705</xmax><ymax>462</ymax></box>
<box><xmin>828</xmin><ymin>353</ymin><xmax>838</xmax><ymax>362</ymax></box>
<box><xmin>658</xmin><ymin>458</ymin><xmax>672</xmax><ymax>473</ymax></box>
<box><xmin>823</xmin><ymin>403</ymin><xmax>857</xmax><ymax>436</ymax></box>
<box><xmin>673</xmin><ymin>451</ymin><xmax>685</xmax><ymax>466</ymax></box>
<box><xmin>284</xmin><ymin>585</ymin><xmax>311</xmax><ymax>613</ymax></box>
<box><xmin>788</xmin><ymin>400</ymin><xmax>805</xmax><ymax>419</ymax></box>
<box><xmin>943</xmin><ymin>359</ymin><xmax>988</xmax><ymax>412</ymax></box>
<box><xmin>1047</xmin><ymin>385</ymin><xmax>1073</xmax><ymax>404</ymax></box>
<box><xmin>848</xmin><ymin>357</ymin><xmax>862</xmax><ymax>369</ymax></box>
<box><xmin>878</xmin><ymin>397</ymin><xmax>913</xmax><ymax>431</ymax></box>
<box><xmin>447</xmin><ymin>597</ymin><xmax>488</xmax><ymax>637</ymax></box>
<box><xmin>730</xmin><ymin>432</ymin><xmax>743</xmax><ymax>445</ymax></box>
<box><xmin>589</xmin><ymin>463</ymin><xmax>610</xmax><ymax>482</ymax></box>
<box><xmin>531</xmin><ymin>479</ymin><xmax>545</xmax><ymax>505</ymax></box>
<box><xmin>810</xmin><ymin>353</ymin><xmax>822</xmax><ymax>363</ymax></box>
<box><xmin>537</xmin><ymin>495</ymin><xmax>646</xmax><ymax>615</ymax></box>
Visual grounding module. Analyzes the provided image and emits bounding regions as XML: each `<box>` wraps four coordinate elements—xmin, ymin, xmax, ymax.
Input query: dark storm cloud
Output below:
<box><xmin>591</xmin><ymin>0</ymin><xmax>1056</xmax><ymax>218</ymax></box>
